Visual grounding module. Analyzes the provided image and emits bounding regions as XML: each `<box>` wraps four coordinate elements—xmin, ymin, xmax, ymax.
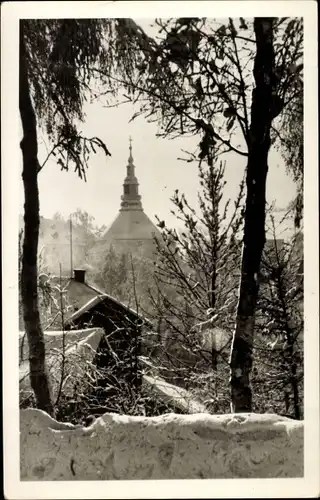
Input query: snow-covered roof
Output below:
<box><xmin>65</xmin><ymin>292</ymin><xmax>152</xmax><ymax>327</ymax></box>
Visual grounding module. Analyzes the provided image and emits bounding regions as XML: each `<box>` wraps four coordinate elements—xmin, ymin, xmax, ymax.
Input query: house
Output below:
<box><xmin>21</xmin><ymin>267</ymin><xmax>153</xmax><ymax>389</ymax></box>
<box><xmin>63</xmin><ymin>270</ymin><xmax>153</xmax><ymax>345</ymax></box>
<box><xmin>51</xmin><ymin>271</ymin><xmax>152</xmax><ymax>406</ymax></box>
<box><xmin>20</xmin><ymin>268</ymin><xmax>211</xmax><ymax>416</ymax></box>
<box><xmin>60</xmin><ymin>280</ymin><xmax>210</xmax><ymax>416</ymax></box>
<box><xmin>20</xmin><ymin>266</ymin><xmax>158</xmax><ymax>414</ymax></box>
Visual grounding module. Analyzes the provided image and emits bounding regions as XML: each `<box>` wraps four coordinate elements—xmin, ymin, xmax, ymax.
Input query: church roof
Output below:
<box><xmin>103</xmin><ymin>209</ymin><xmax>161</xmax><ymax>243</ymax></box>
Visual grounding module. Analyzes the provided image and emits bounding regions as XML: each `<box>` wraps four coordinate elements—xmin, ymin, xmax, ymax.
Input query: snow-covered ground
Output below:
<box><xmin>20</xmin><ymin>408</ymin><xmax>303</xmax><ymax>480</ymax></box>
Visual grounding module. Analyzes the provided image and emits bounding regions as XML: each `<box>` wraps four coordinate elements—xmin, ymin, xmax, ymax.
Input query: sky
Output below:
<box><xmin>28</xmin><ymin>101</ymin><xmax>208</xmax><ymax>229</ymax></box>
<box><xmin>18</xmin><ymin>99</ymin><xmax>296</xmax><ymax>236</ymax></box>
<box><xmin>18</xmin><ymin>18</ymin><xmax>297</xmax><ymax>237</ymax></box>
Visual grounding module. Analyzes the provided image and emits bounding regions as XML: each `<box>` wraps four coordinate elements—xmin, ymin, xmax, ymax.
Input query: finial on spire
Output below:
<box><xmin>129</xmin><ymin>136</ymin><xmax>133</xmax><ymax>161</ymax></box>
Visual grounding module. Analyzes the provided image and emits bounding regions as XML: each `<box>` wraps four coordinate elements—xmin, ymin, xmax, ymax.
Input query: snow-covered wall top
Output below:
<box><xmin>20</xmin><ymin>409</ymin><xmax>303</xmax><ymax>480</ymax></box>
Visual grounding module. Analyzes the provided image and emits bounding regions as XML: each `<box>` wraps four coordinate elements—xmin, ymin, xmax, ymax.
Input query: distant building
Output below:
<box><xmin>93</xmin><ymin>138</ymin><xmax>162</xmax><ymax>263</ymax></box>
<box><xmin>19</xmin><ymin>214</ymin><xmax>90</xmax><ymax>276</ymax></box>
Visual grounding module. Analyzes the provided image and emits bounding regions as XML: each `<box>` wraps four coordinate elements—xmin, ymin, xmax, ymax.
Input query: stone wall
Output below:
<box><xmin>20</xmin><ymin>409</ymin><xmax>303</xmax><ymax>480</ymax></box>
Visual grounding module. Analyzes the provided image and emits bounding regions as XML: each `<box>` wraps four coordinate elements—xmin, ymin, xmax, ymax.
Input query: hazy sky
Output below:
<box><xmin>18</xmin><ymin>98</ymin><xmax>295</xmax><ymax>227</ymax></box>
<box><xmin>18</xmin><ymin>18</ymin><xmax>297</xmax><ymax>236</ymax></box>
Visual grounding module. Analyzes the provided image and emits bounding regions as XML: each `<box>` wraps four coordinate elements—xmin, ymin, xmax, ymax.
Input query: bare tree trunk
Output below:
<box><xmin>19</xmin><ymin>22</ymin><xmax>54</xmax><ymax>415</ymax></box>
<box><xmin>230</xmin><ymin>18</ymin><xmax>276</xmax><ymax>413</ymax></box>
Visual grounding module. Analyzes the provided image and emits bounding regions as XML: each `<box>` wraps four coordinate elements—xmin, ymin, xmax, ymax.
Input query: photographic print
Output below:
<box><xmin>2</xmin><ymin>1</ymin><xmax>319</xmax><ymax>499</ymax></box>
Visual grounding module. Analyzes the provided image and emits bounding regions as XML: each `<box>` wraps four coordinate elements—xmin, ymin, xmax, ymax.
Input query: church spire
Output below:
<box><xmin>120</xmin><ymin>137</ymin><xmax>143</xmax><ymax>212</ymax></box>
<box><xmin>129</xmin><ymin>135</ymin><xmax>133</xmax><ymax>162</ymax></box>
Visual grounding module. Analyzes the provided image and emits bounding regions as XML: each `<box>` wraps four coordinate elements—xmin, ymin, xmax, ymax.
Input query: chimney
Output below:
<box><xmin>73</xmin><ymin>269</ymin><xmax>86</xmax><ymax>284</ymax></box>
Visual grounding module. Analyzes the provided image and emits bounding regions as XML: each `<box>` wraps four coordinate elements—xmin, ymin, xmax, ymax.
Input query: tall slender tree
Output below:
<box><xmin>20</xmin><ymin>26</ymin><xmax>54</xmax><ymax>413</ymax></box>
<box><xmin>229</xmin><ymin>19</ymin><xmax>277</xmax><ymax>411</ymax></box>
<box><xmin>19</xmin><ymin>19</ymin><xmax>139</xmax><ymax>413</ymax></box>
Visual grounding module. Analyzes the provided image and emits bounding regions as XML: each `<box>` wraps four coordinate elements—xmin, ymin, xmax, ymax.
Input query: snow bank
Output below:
<box><xmin>19</xmin><ymin>328</ymin><xmax>104</xmax><ymax>399</ymax></box>
<box><xmin>20</xmin><ymin>409</ymin><xmax>303</xmax><ymax>480</ymax></box>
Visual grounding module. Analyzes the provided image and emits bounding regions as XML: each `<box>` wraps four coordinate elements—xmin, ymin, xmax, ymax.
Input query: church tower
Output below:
<box><xmin>97</xmin><ymin>138</ymin><xmax>162</xmax><ymax>259</ymax></box>
<box><xmin>120</xmin><ymin>137</ymin><xmax>143</xmax><ymax>212</ymax></box>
